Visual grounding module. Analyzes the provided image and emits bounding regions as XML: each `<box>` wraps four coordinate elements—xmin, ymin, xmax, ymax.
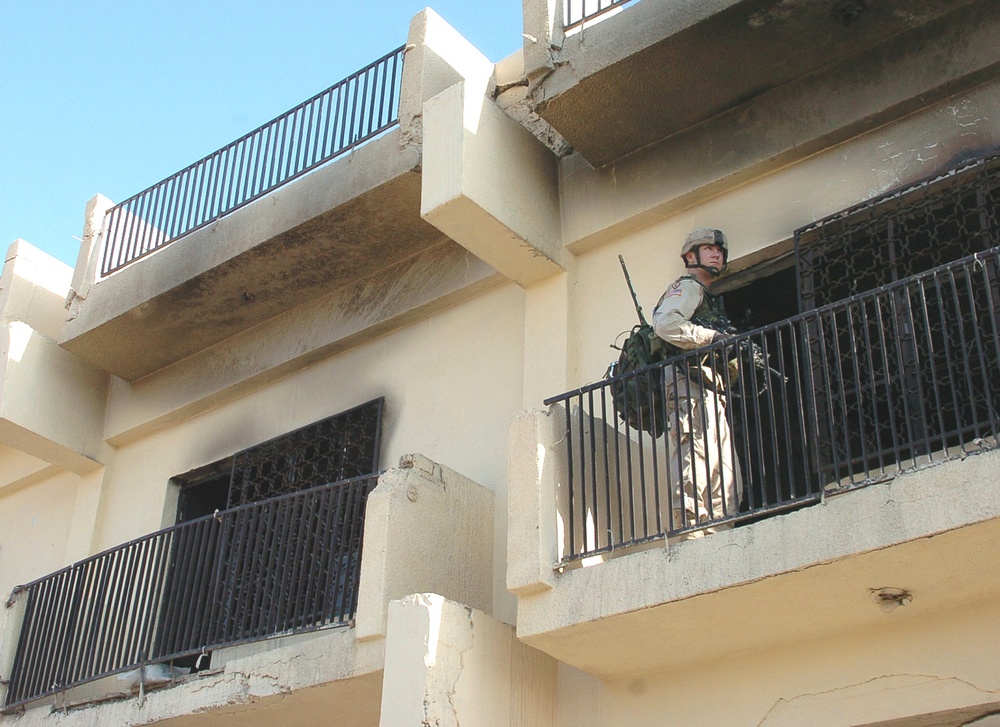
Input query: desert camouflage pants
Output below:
<box><xmin>664</xmin><ymin>366</ymin><xmax>743</xmax><ymax>538</ymax></box>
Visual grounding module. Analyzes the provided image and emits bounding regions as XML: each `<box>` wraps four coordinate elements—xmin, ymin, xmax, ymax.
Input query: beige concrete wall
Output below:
<box><xmin>380</xmin><ymin>594</ymin><xmax>557</xmax><ymax>727</ymax></box>
<box><xmin>562</xmin><ymin>79</ymin><xmax>1000</xmax><ymax>393</ymax></box>
<box><xmin>553</xmin><ymin>597</ymin><xmax>1000</xmax><ymax>727</ymax></box>
<box><xmin>0</xmin><ymin>468</ymin><xmax>78</xmax><ymax>596</ymax></box>
<box><xmin>100</xmin><ymin>242</ymin><xmax>500</xmax><ymax>446</ymax></box>
<box><xmin>88</xmin><ymin>282</ymin><xmax>523</xmax><ymax>621</ymax></box>
<box><xmin>0</xmin><ymin>242</ymin><xmax>111</xmax><ymax>597</ymax></box>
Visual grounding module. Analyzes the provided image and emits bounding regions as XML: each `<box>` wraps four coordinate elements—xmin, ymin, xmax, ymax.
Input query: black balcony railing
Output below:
<box><xmin>545</xmin><ymin>249</ymin><xmax>1000</xmax><ymax>563</ymax></box>
<box><xmin>3</xmin><ymin>474</ymin><xmax>378</xmax><ymax>712</ymax></box>
<box><xmin>99</xmin><ymin>46</ymin><xmax>406</xmax><ymax>277</ymax></box>
<box><xmin>564</xmin><ymin>0</ymin><xmax>636</xmax><ymax>30</ymax></box>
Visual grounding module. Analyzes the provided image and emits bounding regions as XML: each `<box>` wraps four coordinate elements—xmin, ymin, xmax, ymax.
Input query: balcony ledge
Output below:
<box><xmin>60</xmin><ymin>131</ymin><xmax>439</xmax><ymax>381</ymax></box>
<box><xmin>527</xmin><ymin>0</ymin><xmax>986</xmax><ymax>167</ymax></box>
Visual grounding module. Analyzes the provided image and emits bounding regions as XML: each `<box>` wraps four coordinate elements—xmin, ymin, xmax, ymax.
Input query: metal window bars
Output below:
<box><xmin>228</xmin><ymin>398</ymin><xmax>384</xmax><ymax>507</ymax></box>
<box><xmin>3</xmin><ymin>474</ymin><xmax>378</xmax><ymax>712</ymax></box>
<box><xmin>565</xmin><ymin>0</ymin><xmax>636</xmax><ymax>30</ymax></box>
<box><xmin>797</xmin><ymin>153</ymin><xmax>1000</xmax><ymax>311</ymax></box>
<box><xmin>99</xmin><ymin>46</ymin><xmax>406</xmax><ymax>278</ymax></box>
<box><xmin>545</xmin><ymin>249</ymin><xmax>1000</xmax><ymax>564</ymax></box>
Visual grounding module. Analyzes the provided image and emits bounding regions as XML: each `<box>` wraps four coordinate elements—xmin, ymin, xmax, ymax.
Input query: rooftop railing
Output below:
<box><xmin>3</xmin><ymin>474</ymin><xmax>377</xmax><ymax>712</ymax></box>
<box><xmin>99</xmin><ymin>46</ymin><xmax>405</xmax><ymax>277</ymax></box>
<box><xmin>545</xmin><ymin>249</ymin><xmax>1000</xmax><ymax>563</ymax></box>
<box><xmin>564</xmin><ymin>0</ymin><xmax>636</xmax><ymax>30</ymax></box>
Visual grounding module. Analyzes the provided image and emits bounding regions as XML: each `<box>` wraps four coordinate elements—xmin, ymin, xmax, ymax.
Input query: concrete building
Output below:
<box><xmin>2</xmin><ymin>1</ymin><xmax>999</xmax><ymax>725</ymax></box>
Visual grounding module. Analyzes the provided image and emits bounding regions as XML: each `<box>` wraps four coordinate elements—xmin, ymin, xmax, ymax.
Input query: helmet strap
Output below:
<box><xmin>684</xmin><ymin>247</ymin><xmax>724</xmax><ymax>276</ymax></box>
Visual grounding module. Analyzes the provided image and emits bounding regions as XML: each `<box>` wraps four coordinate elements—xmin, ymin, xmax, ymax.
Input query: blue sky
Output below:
<box><xmin>0</xmin><ymin>1</ymin><xmax>523</xmax><ymax>267</ymax></box>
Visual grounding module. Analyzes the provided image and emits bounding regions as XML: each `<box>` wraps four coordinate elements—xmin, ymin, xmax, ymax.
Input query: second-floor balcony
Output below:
<box><xmin>59</xmin><ymin>44</ymin><xmax>438</xmax><ymax>383</ymax></box>
<box><xmin>510</xmin><ymin>247</ymin><xmax>1000</xmax><ymax>678</ymax></box>
<box><xmin>509</xmin><ymin>148</ymin><xmax>1000</xmax><ymax>677</ymax></box>
<box><xmin>4</xmin><ymin>474</ymin><xmax>375</xmax><ymax>712</ymax></box>
<box><xmin>524</xmin><ymin>0</ymin><xmax>994</xmax><ymax>168</ymax></box>
<box><xmin>546</xmin><ymin>247</ymin><xmax>999</xmax><ymax>562</ymax></box>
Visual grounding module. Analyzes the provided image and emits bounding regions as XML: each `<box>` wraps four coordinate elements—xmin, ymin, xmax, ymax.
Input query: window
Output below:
<box><xmin>794</xmin><ymin>154</ymin><xmax>1000</xmax><ymax>482</ymax></box>
<box><xmin>175</xmin><ymin>397</ymin><xmax>385</xmax><ymax>517</ymax></box>
<box><xmin>159</xmin><ymin>398</ymin><xmax>386</xmax><ymax>669</ymax></box>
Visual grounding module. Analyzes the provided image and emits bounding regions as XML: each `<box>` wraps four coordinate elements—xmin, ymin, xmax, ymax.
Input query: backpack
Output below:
<box><xmin>606</xmin><ymin>322</ymin><xmax>673</xmax><ymax>437</ymax></box>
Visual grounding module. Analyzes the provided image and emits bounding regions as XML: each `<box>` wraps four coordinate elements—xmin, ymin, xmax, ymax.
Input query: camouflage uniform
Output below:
<box><xmin>652</xmin><ymin>275</ymin><xmax>743</xmax><ymax>537</ymax></box>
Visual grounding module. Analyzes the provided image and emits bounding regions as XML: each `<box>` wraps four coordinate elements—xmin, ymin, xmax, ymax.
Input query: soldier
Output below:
<box><xmin>652</xmin><ymin>228</ymin><xmax>743</xmax><ymax>539</ymax></box>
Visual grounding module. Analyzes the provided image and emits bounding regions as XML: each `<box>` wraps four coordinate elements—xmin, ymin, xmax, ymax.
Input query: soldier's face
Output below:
<box><xmin>697</xmin><ymin>244</ymin><xmax>725</xmax><ymax>269</ymax></box>
<box><xmin>685</xmin><ymin>244</ymin><xmax>725</xmax><ymax>273</ymax></box>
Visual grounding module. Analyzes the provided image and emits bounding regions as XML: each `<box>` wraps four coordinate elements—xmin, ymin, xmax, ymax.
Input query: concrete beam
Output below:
<box><xmin>422</xmin><ymin>82</ymin><xmax>566</xmax><ymax>287</ymax></box>
<box><xmin>356</xmin><ymin>455</ymin><xmax>495</xmax><ymax>642</ymax></box>
<box><xmin>559</xmin><ymin>0</ymin><xmax>1000</xmax><ymax>252</ymax></box>
<box><xmin>0</xmin><ymin>239</ymin><xmax>73</xmax><ymax>340</ymax></box>
<box><xmin>0</xmin><ymin>323</ymin><xmax>108</xmax><ymax>473</ymax></box>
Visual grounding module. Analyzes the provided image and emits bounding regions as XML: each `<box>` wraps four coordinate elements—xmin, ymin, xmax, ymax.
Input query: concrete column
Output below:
<box><xmin>522</xmin><ymin>271</ymin><xmax>572</xmax><ymax>409</ymax></box>
<box><xmin>66</xmin><ymin>194</ymin><xmax>113</xmax><ymax>322</ymax></box>
<box><xmin>507</xmin><ymin>408</ymin><xmax>561</xmax><ymax>596</ymax></box>
<box><xmin>355</xmin><ymin>455</ymin><xmax>495</xmax><ymax>642</ymax></box>
<box><xmin>379</xmin><ymin>594</ymin><xmax>556</xmax><ymax>727</ymax></box>
<box><xmin>0</xmin><ymin>587</ymin><xmax>27</xmax><ymax>708</ymax></box>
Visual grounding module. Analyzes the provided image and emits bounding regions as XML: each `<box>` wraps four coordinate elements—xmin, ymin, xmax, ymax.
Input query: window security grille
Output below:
<box><xmin>228</xmin><ymin>398</ymin><xmax>385</xmax><ymax>506</ymax></box>
<box><xmin>796</xmin><ymin>153</ymin><xmax>1000</xmax><ymax>310</ymax></box>
<box><xmin>795</xmin><ymin>153</ymin><xmax>1000</xmax><ymax>484</ymax></box>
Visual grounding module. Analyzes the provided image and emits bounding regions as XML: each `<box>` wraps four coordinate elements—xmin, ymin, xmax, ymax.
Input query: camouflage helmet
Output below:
<box><xmin>681</xmin><ymin>227</ymin><xmax>729</xmax><ymax>274</ymax></box>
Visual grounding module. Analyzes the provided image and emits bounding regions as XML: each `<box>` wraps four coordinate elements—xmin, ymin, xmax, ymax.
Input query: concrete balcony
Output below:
<box><xmin>57</xmin><ymin>10</ymin><xmax>507</xmax><ymax>383</ymax></box>
<box><xmin>61</xmin><ymin>133</ymin><xmax>439</xmax><ymax>383</ymax></box>
<box><xmin>508</xmin><ymin>407</ymin><xmax>1000</xmax><ymax>680</ymax></box>
<box><xmin>0</xmin><ymin>455</ymin><xmax>497</xmax><ymax>723</ymax></box>
<box><xmin>522</xmin><ymin>0</ymin><xmax>994</xmax><ymax>168</ymax></box>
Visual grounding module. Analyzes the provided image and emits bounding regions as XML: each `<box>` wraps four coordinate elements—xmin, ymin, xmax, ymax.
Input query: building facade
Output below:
<box><xmin>1</xmin><ymin>1</ymin><xmax>999</xmax><ymax>725</ymax></box>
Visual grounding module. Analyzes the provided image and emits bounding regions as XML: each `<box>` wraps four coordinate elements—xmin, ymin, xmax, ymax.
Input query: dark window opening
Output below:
<box><xmin>157</xmin><ymin>398</ymin><xmax>386</xmax><ymax>674</ymax></box>
<box><xmin>175</xmin><ymin>459</ymin><xmax>231</xmax><ymax>524</ymax></box>
<box><xmin>717</xmin><ymin>261</ymin><xmax>810</xmax><ymax>520</ymax></box>
<box><xmin>228</xmin><ymin>398</ymin><xmax>383</xmax><ymax>507</ymax></box>
<box><xmin>706</xmin><ymin>152</ymin><xmax>1000</xmax><ymax>516</ymax></box>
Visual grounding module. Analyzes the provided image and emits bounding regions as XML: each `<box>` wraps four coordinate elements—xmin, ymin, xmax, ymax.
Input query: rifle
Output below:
<box><xmin>605</xmin><ymin>256</ymin><xmax>671</xmax><ymax>436</ymax></box>
<box><xmin>691</xmin><ymin>313</ymin><xmax>786</xmax><ymax>389</ymax></box>
<box><xmin>619</xmin><ymin>255</ymin><xmax>648</xmax><ymax>327</ymax></box>
<box><xmin>613</xmin><ymin>256</ymin><xmax>676</xmax><ymax>361</ymax></box>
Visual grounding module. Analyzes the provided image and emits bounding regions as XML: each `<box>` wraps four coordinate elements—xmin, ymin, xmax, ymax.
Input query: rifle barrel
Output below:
<box><xmin>618</xmin><ymin>255</ymin><xmax>648</xmax><ymax>326</ymax></box>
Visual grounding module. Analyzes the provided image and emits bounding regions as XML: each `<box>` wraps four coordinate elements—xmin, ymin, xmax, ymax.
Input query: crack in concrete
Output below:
<box><xmin>754</xmin><ymin>674</ymin><xmax>1000</xmax><ymax>727</ymax></box>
